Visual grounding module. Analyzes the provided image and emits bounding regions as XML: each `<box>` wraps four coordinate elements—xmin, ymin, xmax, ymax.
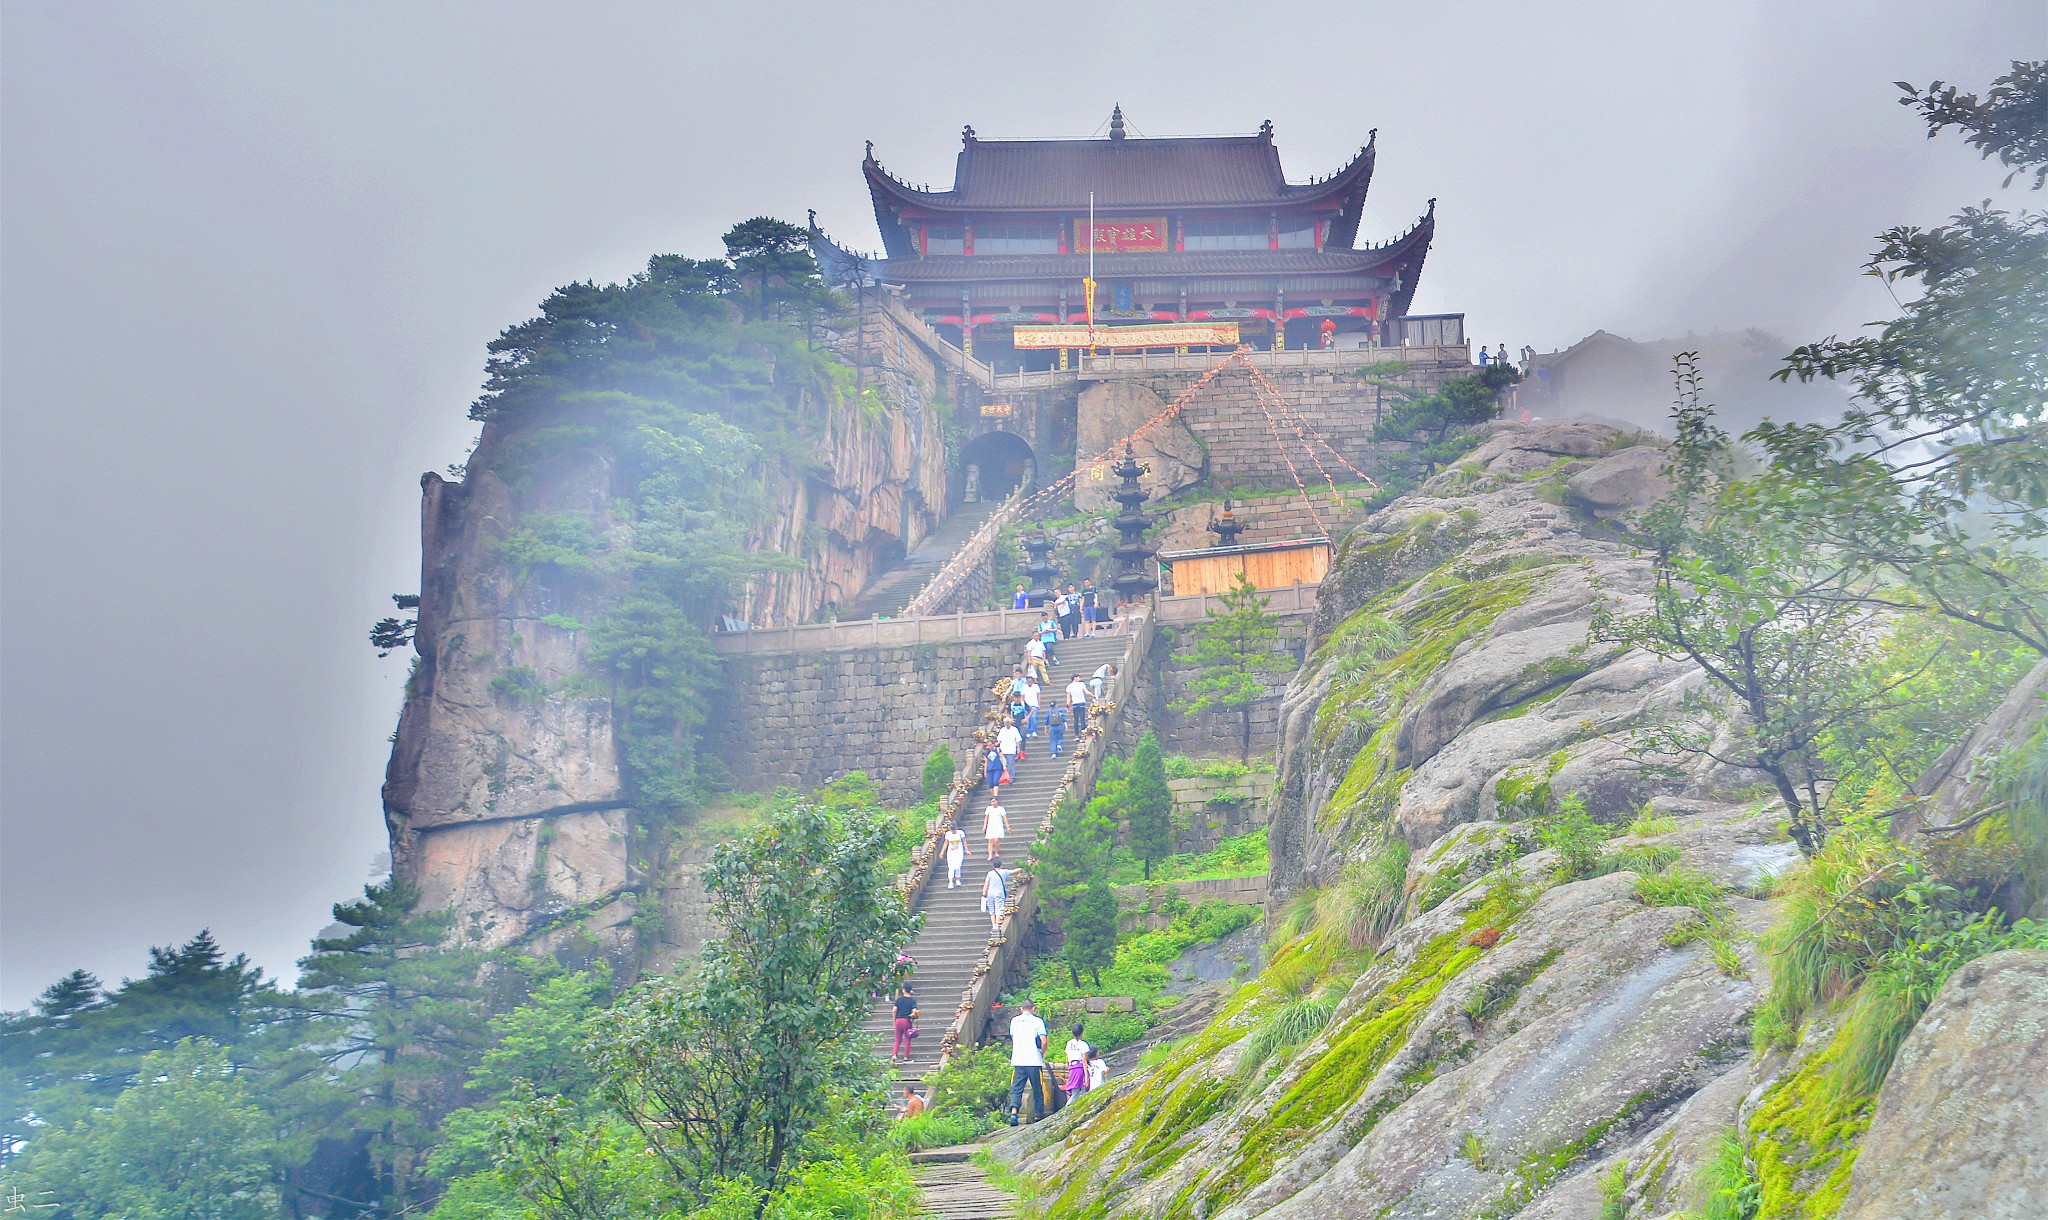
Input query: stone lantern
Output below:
<box><xmin>1023</xmin><ymin>531</ymin><xmax>1058</xmax><ymax>606</ymax></box>
<box><xmin>1108</xmin><ymin>443</ymin><xmax>1157</xmax><ymax>601</ymax></box>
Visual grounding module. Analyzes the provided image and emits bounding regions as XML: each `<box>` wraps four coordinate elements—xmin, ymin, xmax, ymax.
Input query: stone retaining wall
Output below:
<box><xmin>1106</xmin><ymin>359</ymin><xmax>1471</xmax><ymax>487</ymax></box>
<box><xmin>1116</xmin><ymin>876</ymin><xmax>1270</xmax><ymax>929</ymax></box>
<box><xmin>1125</xmin><ymin>614</ymin><xmax>1313</xmax><ymax>760</ymax></box>
<box><xmin>1167</xmin><ymin>771</ymin><xmax>1273</xmax><ymax>855</ymax></box>
<box><xmin>711</xmin><ymin>640</ymin><xmax>1020</xmax><ymax>802</ymax></box>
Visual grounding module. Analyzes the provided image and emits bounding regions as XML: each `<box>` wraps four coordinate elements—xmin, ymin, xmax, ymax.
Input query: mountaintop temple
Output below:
<box><xmin>813</xmin><ymin>108</ymin><xmax>1446</xmax><ymax>374</ymax></box>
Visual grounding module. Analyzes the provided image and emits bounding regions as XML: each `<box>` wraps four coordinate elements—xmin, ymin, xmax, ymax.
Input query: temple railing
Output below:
<box><xmin>1076</xmin><ymin>343</ymin><xmax>1470</xmax><ymax>378</ymax></box>
<box><xmin>878</xmin><ymin>293</ymin><xmax>1471</xmax><ymax>392</ymax></box>
<box><xmin>711</xmin><ymin>582</ymin><xmax>1322</xmax><ymax>656</ymax></box>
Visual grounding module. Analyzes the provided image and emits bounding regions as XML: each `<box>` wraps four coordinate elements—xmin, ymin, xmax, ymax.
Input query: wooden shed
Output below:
<box><xmin>1158</xmin><ymin>537</ymin><xmax>1332</xmax><ymax>597</ymax></box>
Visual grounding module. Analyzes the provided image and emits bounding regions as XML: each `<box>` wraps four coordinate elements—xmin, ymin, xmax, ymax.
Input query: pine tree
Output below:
<box><xmin>292</xmin><ymin>878</ymin><xmax>492</xmax><ymax>1207</ymax></box>
<box><xmin>1171</xmin><ymin>572</ymin><xmax>1295</xmax><ymax>760</ymax></box>
<box><xmin>1124</xmin><ymin>732</ymin><xmax>1174</xmax><ymax>880</ymax></box>
<box><xmin>1032</xmin><ymin>797</ymin><xmax>1114</xmax><ymax>925</ymax></box>
<box><xmin>1063</xmin><ymin>879</ymin><xmax>1119</xmax><ymax>989</ymax></box>
<box><xmin>1373</xmin><ymin>363</ymin><xmax>1518</xmax><ymax>474</ymax></box>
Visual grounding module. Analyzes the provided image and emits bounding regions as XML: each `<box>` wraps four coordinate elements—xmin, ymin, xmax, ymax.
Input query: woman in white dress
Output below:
<box><xmin>983</xmin><ymin>799</ymin><xmax>1009</xmax><ymax>860</ymax></box>
<box><xmin>944</xmin><ymin>825</ymin><xmax>968</xmax><ymax>888</ymax></box>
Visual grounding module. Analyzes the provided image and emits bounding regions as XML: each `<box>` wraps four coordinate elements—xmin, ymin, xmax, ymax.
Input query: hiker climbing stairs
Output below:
<box><xmin>844</xmin><ymin>501</ymin><xmax>1001</xmax><ymax>619</ymax></box>
<box><xmin>865</xmin><ymin>627</ymin><xmax>1136</xmax><ymax>1085</ymax></box>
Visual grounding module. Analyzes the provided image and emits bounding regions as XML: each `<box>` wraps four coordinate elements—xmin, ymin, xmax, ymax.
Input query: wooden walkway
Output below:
<box><xmin>910</xmin><ymin>1147</ymin><xmax>1013</xmax><ymax>1219</ymax></box>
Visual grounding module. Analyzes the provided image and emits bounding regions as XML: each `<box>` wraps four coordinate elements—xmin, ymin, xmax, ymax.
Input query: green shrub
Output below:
<box><xmin>1626</xmin><ymin>806</ymin><xmax>1679</xmax><ymax>837</ymax></box>
<box><xmin>1599</xmin><ymin>842</ymin><xmax>1683</xmax><ymax>877</ymax></box>
<box><xmin>1317</xmin><ymin>836</ymin><xmax>1411</xmax><ymax>950</ymax></box>
<box><xmin>891</xmin><ymin>1107</ymin><xmax>989</xmax><ymax>1151</ymax></box>
<box><xmin>1537</xmin><ymin>796</ymin><xmax>1609</xmax><ymax>880</ymax></box>
<box><xmin>921</xmin><ymin>745</ymin><xmax>956</xmax><ymax>800</ymax></box>
<box><xmin>920</xmin><ymin>1043</ymin><xmax>1011</xmax><ymax>1118</ymax></box>
<box><xmin>1632</xmin><ymin>866</ymin><xmax>1726</xmax><ymax>919</ymax></box>
<box><xmin>1234</xmin><ymin>994</ymin><xmax>1340</xmax><ymax>1078</ymax></box>
<box><xmin>489</xmin><ymin>664</ymin><xmax>547</xmax><ymax>704</ymax></box>
<box><xmin>1690</xmin><ymin>1128</ymin><xmax>1761</xmax><ymax>1220</ymax></box>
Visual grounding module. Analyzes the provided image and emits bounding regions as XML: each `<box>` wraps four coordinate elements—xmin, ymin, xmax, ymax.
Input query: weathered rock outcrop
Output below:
<box><xmin>996</xmin><ymin>421</ymin><xmax>1796</xmax><ymax>1217</ymax></box>
<box><xmin>1269</xmin><ymin>420</ymin><xmax>1729</xmax><ymax>896</ymax></box>
<box><xmin>1837</xmin><ymin>949</ymin><xmax>2048</xmax><ymax>1219</ymax></box>
<box><xmin>1076</xmin><ymin>381</ymin><xmax>1205</xmax><ymax>511</ymax></box>
<box><xmin>383</xmin><ymin>314</ymin><xmax>952</xmax><ymax>960</ymax></box>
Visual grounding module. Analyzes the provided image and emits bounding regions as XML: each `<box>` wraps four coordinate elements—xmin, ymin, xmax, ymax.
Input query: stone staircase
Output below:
<box><xmin>864</xmin><ymin>628</ymin><xmax>1134</xmax><ymax>1085</ymax></box>
<box><xmin>844</xmin><ymin>502</ymin><xmax>1001</xmax><ymax>619</ymax></box>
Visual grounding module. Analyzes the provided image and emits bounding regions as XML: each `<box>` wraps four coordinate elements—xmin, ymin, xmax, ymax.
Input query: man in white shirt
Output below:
<box><xmin>1024</xmin><ymin>635</ymin><xmax>1048</xmax><ymax>685</ymax></box>
<box><xmin>1022</xmin><ymin>675</ymin><xmax>1041</xmax><ymax>736</ymax></box>
<box><xmin>1006</xmin><ymin>999</ymin><xmax>1049</xmax><ymax>1125</ymax></box>
<box><xmin>997</xmin><ymin>721</ymin><xmax>1022</xmax><ymax>771</ymax></box>
<box><xmin>1066</xmin><ymin>675</ymin><xmax>1089</xmax><ymax>733</ymax></box>
<box><xmin>1090</xmin><ymin>662</ymin><xmax>1118</xmax><ymax>701</ymax></box>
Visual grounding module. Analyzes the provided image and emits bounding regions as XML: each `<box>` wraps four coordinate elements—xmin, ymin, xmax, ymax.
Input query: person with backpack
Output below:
<box><xmin>1047</xmin><ymin>701</ymin><xmax>1068</xmax><ymax>759</ymax></box>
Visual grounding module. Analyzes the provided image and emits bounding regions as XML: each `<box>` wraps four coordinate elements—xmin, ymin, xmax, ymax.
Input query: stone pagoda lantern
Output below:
<box><xmin>1109</xmin><ymin>443</ymin><xmax>1158</xmax><ymax>601</ymax></box>
<box><xmin>1023</xmin><ymin>531</ymin><xmax>1058</xmax><ymax>606</ymax></box>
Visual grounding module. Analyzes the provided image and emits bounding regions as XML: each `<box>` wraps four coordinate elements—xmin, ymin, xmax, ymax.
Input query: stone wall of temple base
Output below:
<box><xmin>710</xmin><ymin>640</ymin><xmax>1018</xmax><ymax>803</ymax></box>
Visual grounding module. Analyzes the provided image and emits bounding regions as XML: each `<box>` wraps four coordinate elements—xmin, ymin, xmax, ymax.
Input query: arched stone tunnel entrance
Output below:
<box><xmin>958</xmin><ymin>430</ymin><xmax>1036</xmax><ymax>503</ymax></box>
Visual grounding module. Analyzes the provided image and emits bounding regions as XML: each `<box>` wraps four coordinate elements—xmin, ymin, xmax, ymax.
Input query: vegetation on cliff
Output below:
<box><xmin>389</xmin><ymin>217</ymin><xmax>870</xmax><ymax>822</ymax></box>
<box><xmin>1003</xmin><ymin>62</ymin><xmax>2046</xmax><ymax>1220</ymax></box>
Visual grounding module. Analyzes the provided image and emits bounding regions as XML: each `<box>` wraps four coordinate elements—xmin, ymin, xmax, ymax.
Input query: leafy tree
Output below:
<box><xmin>551</xmin><ymin>802</ymin><xmax>917</xmax><ymax>1204</ymax></box>
<box><xmin>1062</xmin><ymin>878</ymin><xmax>1120</xmax><ymax>989</ymax></box>
<box><xmin>1594</xmin><ymin>371</ymin><xmax>1940</xmax><ymax>857</ymax></box>
<box><xmin>922</xmin><ymin>744</ymin><xmax>957</xmax><ymax>801</ymax></box>
<box><xmin>12</xmin><ymin>1039</ymin><xmax>278</xmax><ymax>1220</ymax></box>
<box><xmin>1171</xmin><ymin>572</ymin><xmax>1295</xmax><ymax>760</ymax></box>
<box><xmin>1374</xmin><ymin>363</ymin><xmax>1519</xmax><ymax>474</ymax></box>
<box><xmin>426</xmin><ymin>966</ymin><xmax>616</xmax><ymax>1189</ymax></box>
<box><xmin>1758</xmin><ymin>61</ymin><xmax>2048</xmax><ymax>655</ymax></box>
<box><xmin>1123</xmin><ymin>732</ymin><xmax>1174</xmax><ymax>880</ymax></box>
<box><xmin>458</xmin><ymin>242</ymin><xmax>832</xmax><ymax>818</ymax></box>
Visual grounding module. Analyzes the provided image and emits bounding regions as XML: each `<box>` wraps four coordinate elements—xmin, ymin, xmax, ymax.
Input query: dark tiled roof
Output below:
<box><xmin>878</xmin><ymin>248</ymin><xmax>1405</xmax><ymax>283</ymax></box>
<box><xmin>866</xmin><ymin>133</ymin><xmax>1373</xmax><ymax>214</ymax></box>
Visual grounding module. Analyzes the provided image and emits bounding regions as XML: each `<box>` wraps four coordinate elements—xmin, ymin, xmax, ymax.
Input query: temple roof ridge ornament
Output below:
<box><xmin>1109</xmin><ymin>104</ymin><xmax>1127</xmax><ymax>141</ymax></box>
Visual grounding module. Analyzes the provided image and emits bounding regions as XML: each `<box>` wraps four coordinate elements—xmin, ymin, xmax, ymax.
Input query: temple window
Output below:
<box><xmin>925</xmin><ymin>224</ymin><xmax>965</xmax><ymax>255</ymax></box>
<box><xmin>975</xmin><ymin>223</ymin><xmax>1058</xmax><ymax>254</ymax></box>
<box><xmin>1276</xmin><ymin>220</ymin><xmax>1317</xmax><ymax>248</ymax></box>
<box><xmin>1184</xmin><ymin>218</ymin><xmax>1265</xmax><ymax>250</ymax></box>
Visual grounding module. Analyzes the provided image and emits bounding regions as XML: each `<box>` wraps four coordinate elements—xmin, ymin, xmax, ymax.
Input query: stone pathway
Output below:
<box><xmin>844</xmin><ymin>501</ymin><xmax>1001</xmax><ymax>618</ymax></box>
<box><xmin>910</xmin><ymin>1148</ymin><xmax>1013</xmax><ymax>1219</ymax></box>
<box><xmin>864</xmin><ymin>628</ymin><xmax>1135</xmax><ymax>1086</ymax></box>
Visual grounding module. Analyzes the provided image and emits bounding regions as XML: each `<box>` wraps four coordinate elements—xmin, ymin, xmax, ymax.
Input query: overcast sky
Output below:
<box><xmin>2</xmin><ymin>1</ymin><xmax>2040</xmax><ymax>1006</ymax></box>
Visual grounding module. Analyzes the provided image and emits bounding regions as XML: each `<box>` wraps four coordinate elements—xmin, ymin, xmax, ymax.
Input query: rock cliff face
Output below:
<box><xmin>994</xmin><ymin>419</ymin><xmax>2044</xmax><ymax>1218</ymax></box>
<box><xmin>382</xmin><ymin>320</ymin><xmax>950</xmax><ymax>962</ymax></box>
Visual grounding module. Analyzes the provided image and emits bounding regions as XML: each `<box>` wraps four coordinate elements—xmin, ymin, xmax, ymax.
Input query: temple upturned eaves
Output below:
<box><xmin>820</xmin><ymin>110</ymin><xmax>1436</xmax><ymax>370</ymax></box>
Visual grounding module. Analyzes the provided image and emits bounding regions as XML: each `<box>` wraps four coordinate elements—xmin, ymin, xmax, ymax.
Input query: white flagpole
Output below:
<box><xmin>1088</xmin><ymin>191</ymin><xmax>1096</xmax><ymax>348</ymax></box>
